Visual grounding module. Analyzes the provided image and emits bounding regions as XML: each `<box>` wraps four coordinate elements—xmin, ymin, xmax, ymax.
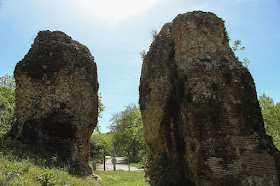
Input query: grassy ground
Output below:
<box><xmin>0</xmin><ymin>136</ymin><xmax>148</xmax><ymax>185</ymax></box>
<box><xmin>129</xmin><ymin>163</ymin><xmax>145</xmax><ymax>169</ymax></box>
<box><xmin>0</xmin><ymin>136</ymin><xmax>99</xmax><ymax>185</ymax></box>
<box><xmin>96</xmin><ymin>170</ymin><xmax>148</xmax><ymax>186</ymax></box>
<box><xmin>0</xmin><ymin>158</ymin><xmax>99</xmax><ymax>185</ymax></box>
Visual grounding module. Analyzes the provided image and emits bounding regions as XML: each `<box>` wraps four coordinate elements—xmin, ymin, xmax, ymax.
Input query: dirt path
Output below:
<box><xmin>96</xmin><ymin>156</ymin><xmax>144</xmax><ymax>171</ymax></box>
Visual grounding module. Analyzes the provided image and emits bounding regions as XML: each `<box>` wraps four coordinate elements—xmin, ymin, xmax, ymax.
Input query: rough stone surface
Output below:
<box><xmin>11</xmin><ymin>30</ymin><xmax>98</xmax><ymax>175</ymax></box>
<box><xmin>139</xmin><ymin>11</ymin><xmax>280</xmax><ymax>185</ymax></box>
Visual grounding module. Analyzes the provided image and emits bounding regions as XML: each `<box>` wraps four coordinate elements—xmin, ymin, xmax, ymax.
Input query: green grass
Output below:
<box><xmin>0</xmin><ymin>136</ymin><xmax>99</xmax><ymax>185</ymax></box>
<box><xmin>96</xmin><ymin>170</ymin><xmax>148</xmax><ymax>186</ymax></box>
<box><xmin>0</xmin><ymin>153</ymin><xmax>100</xmax><ymax>185</ymax></box>
<box><xmin>0</xmin><ymin>136</ymin><xmax>148</xmax><ymax>185</ymax></box>
<box><xmin>130</xmin><ymin>163</ymin><xmax>145</xmax><ymax>169</ymax></box>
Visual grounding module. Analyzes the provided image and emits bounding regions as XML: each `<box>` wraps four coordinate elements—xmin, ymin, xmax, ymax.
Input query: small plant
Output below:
<box><xmin>242</xmin><ymin>57</ymin><xmax>250</xmax><ymax>68</ymax></box>
<box><xmin>232</xmin><ymin>40</ymin><xmax>250</xmax><ymax>68</ymax></box>
<box><xmin>223</xmin><ymin>30</ymin><xmax>230</xmax><ymax>43</ymax></box>
<box><xmin>5</xmin><ymin>162</ymin><xmax>20</xmax><ymax>180</ymax></box>
<box><xmin>39</xmin><ymin>167</ymin><xmax>54</xmax><ymax>186</ymax></box>
<box><xmin>232</xmin><ymin>40</ymin><xmax>245</xmax><ymax>52</ymax></box>
<box><xmin>21</xmin><ymin>161</ymin><xmax>31</xmax><ymax>173</ymax></box>
<box><xmin>140</xmin><ymin>50</ymin><xmax>146</xmax><ymax>60</ymax></box>
<box><xmin>50</xmin><ymin>154</ymin><xmax>58</xmax><ymax>166</ymax></box>
<box><xmin>151</xmin><ymin>29</ymin><xmax>158</xmax><ymax>40</ymax></box>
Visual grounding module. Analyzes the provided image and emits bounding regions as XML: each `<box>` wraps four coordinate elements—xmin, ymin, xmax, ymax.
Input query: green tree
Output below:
<box><xmin>110</xmin><ymin>104</ymin><xmax>147</xmax><ymax>163</ymax></box>
<box><xmin>90</xmin><ymin>132</ymin><xmax>113</xmax><ymax>163</ymax></box>
<box><xmin>0</xmin><ymin>74</ymin><xmax>15</xmax><ymax>136</ymax></box>
<box><xmin>259</xmin><ymin>94</ymin><xmax>280</xmax><ymax>149</ymax></box>
<box><xmin>90</xmin><ymin>93</ymin><xmax>106</xmax><ymax>162</ymax></box>
<box><xmin>98</xmin><ymin>93</ymin><xmax>105</xmax><ymax>118</ymax></box>
<box><xmin>94</xmin><ymin>93</ymin><xmax>105</xmax><ymax>133</ymax></box>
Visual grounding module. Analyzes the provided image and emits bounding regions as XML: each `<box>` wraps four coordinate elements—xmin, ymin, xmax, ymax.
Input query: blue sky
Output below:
<box><xmin>0</xmin><ymin>0</ymin><xmax>279</xmax><ymax>133</ymax></box>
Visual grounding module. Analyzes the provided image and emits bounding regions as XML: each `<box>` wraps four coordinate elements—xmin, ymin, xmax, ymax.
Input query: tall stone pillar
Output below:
<box><xmin>139</xmin><ymin>11</ymin><xmax>280</xmax><ymax>185</ymax></box>
<box><xmin>12</xmin><ymin>30</ymin><xmax>98</xmax><ymax>175</ymax></box>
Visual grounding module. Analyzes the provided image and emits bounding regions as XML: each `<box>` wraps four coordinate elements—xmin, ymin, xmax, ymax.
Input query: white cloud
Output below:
<box><xmin>72</xmin><ymin>0</ymin><xmax>163</xmax><ymax>24</ymax></box>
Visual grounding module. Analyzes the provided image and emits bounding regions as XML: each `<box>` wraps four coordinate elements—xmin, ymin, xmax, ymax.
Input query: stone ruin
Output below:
<box><xmin>11</xmin><ymin>31</ymin><xmax>98</xmax><ymax>174</ymax></box>
<box><xmin>139</xmin><ymin>11</ymin><xmax>280</xmax><ymax>185</ymax></box>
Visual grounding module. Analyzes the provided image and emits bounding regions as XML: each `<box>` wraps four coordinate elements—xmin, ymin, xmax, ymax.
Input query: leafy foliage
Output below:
<box><xmin>232</xmin><ymin>40</ymin><xmax>245</xmax><ymax>52</ymax></box>
<box><xmin>110</xmin><ymin>104</ymin><xmax>147</xmax><ymax>163</ymax></box>
<box><xmin>98</xmin><ymin>93</ymin><xmax>105</xmax><ymax>119</ymax></box>
<box><xmin>94</xmin><ymin>93</ymin><xmax>105</xmax><ymax>133</ymax></box>
<box><xmin>232</xmin><ymin>40</ymin><xmax>250</xmax><ymax>68</ymax></box>
<box><xmin>90</xmin><ymin>132</ymin><xmax>113</xmax><ymax>163</ymax></box>
<box><xmin>0</xmin><ymin>74</ymin><xmax>15</xmax><ymax>137</ymax></box>
<box><xmin>38</xmin><ymin>167</ymin><xmax>54</xmax><ymax>185</ymax></box>
<box><xmin>259</xmin><ymin>94</ymin><xmax>280</xmax><ymax>149</ymax></box>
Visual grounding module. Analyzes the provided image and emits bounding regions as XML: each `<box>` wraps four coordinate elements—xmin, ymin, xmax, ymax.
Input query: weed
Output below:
<box><xmin>223</xmin><ymin>30</ymin><xmax>230</xmax><ymax>43</ymax></box>
<box><xmin>50</xmin><ymin>154</ymin><xmax>58</xmax><ymax>166</ymax></box>
<box><xmin>151</xmin><ymin>29</ymin><xmax>158</xmax><ymax>40</ymax></box>
<box><xmin>38</xmin><ymin>167</ymin><xmax>54</xmax><ymax>185</ymax></box>
<box><xmin>140</xmin><ymin>50</ymin><xmax>146</xmax><ymax>60</ymax></box>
